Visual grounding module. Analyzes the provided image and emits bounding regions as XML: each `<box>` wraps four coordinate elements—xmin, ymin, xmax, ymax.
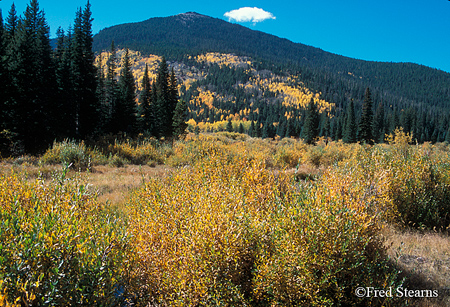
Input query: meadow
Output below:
<box><xmin>0</xmin><ymin>129</ymin><xmax>449</xmax><ymax>306</ymax></box>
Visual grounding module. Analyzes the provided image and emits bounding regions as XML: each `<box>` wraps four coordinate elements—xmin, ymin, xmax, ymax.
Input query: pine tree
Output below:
<box><xmin>248</xmin><ymin>120</ymin><xmax>255</xmax><ymax>137</ymax></box>
<box><xmin>343</xmin><ymin>99</ymin><xmax>357</xmax><ymax>143</ymax></box>
<box><xmin>5</xmin><ymin>3</ymin><xmax>18</xmax><ymax>45</ymax></box>
<box><xmin>373</xmin><ymin>101</ymin><xmax>385</xmax><ymax>143</ymax></box>
<box><xmin>71</xmin><ymin>1</ymin><xmax>99</xmax><ymax>138</ymax></box>
<box><xmin>138</xmin><ymin>64</ymin><xmax>153</xmax><ymax>132</ymax></box>
<box><xmin>8</xmin><ymin>0</ymin><xmax>56</xmax><ymax>152</ymax></box>
<box><xmin>226</xmin><ymin>118</ymin><xmax>233</xmax><ymax>132</ymax></box>
<box><xmin>114</xmin><ymin>48</ymin><xmax>137</xmax><ymax>133</ymax></box>
<box><xmin>53</xmin><ymin>27</ymin><xmax>75</xmax><ymax>138</ymax></box>
<box><xmin>172</xmin><ymin>99</ymin><xmax>188</xmax><ymax>139</ymax></box>
<box><xmin>104</xmin><ymin>41</ymin><xmax>118</xmax><ymax>133</ymax></box>
<box><xmin>238</xmin><ymin>123</ymin><xmax>244</xmax><ymax>134</ymax></box>
<box><xmin>167</xmin><ymin>68</ymin><xmax>179</xmax><ymax>137</ymax></box>
<box><xmin>154</xmin><ymin>57</ymin><xmax>170</xmax><ymax>137</ymax></box>
<box><xmin>0</xmin><ymin>10</ymin><xmax>7</xmax><ymax>131</ymax></box>
<box><xmin>359</xmin><ymin>88</ymin><xmax>374</xmax><ymax>144</ymax></box>
<box><xmin>302</xmin><ymin>98</ymin><xmax>319</xmax><ymax>145</ymax></box>
<box><xmin>255</xmin><ymin>120</ymin><xmax>262</xmax><ymax>137</ymax></box>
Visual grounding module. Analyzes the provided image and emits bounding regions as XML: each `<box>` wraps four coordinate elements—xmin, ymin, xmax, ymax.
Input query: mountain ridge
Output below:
<box><xmin>93</xmin><ymin>11</ymin><xmax>446</xmax><ymax>72</ymax></box>
<box><xmin>92</xmin><ymin>12</ymin><xmax>450</xmax><ymax>142</ymax></box>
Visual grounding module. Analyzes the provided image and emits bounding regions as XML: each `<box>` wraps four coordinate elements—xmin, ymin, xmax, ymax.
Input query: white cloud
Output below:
<box><xmin>224</xmin><ymin>7</ymin><xmax>276</xmax><ymax>23</ymax></box>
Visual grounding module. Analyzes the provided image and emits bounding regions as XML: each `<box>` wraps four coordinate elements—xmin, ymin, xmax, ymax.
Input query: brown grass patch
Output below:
<box><xmin>0</xmin><ymin>162</ymin><xmax>173</xmax><ymax>208</ymax></box>
<box><xmin>88</xmin><ymin>164</ymin><xmax>172</xmax><ymax>206</ymax></box>
<box><xmin>384</xmin><ymin>226</ymin><xmax>450</xmax><ymax>306</ymax></box>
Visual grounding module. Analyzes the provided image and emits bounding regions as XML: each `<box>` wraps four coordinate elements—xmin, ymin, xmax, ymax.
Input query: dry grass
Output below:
<box><xmin>384</xmin><ymin>226</ymin><xmax>450</xmax><ymax>306</ymax></box>
<box><xmin>0</xmin><ymin>161</ymin><xmax>173</xmax><ymax>207</ymax></box>
<box><xmin>0</xmin><ymin>160</ymin><xmax>61</xmax><ymax>180</ymax></box>
<box><xmin>88</xmin><ymin>164</ymin><xmax>171</xmax><ymax>206</ymax></box>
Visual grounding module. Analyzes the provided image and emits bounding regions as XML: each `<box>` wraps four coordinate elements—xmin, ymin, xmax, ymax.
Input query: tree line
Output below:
<box><xmin>0</xmin><ymin>0</ymin><xmax>187</xmax><ymax>155</ymax></box>
<box><xmin>180</xmin><ymin>61</ymin><xmax>450</xmax><ymax>145</ymax></box>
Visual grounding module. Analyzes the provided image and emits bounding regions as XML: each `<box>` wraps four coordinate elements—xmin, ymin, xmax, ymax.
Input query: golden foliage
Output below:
<box><xmin>196</xmin><ymin>52</ymin><xmax>252</xmax><ymax>68</ymax></box>
<box><xmin>0</xmin><ymin>168</ymin><xmax>130</xmax><ymax>305</ymax></box>
<box><xmin>124</xmin><ymin>136</ymin><xmax>402</xmax><ymax>305</ymax></box>
<box><xmin>3</xmin><ymin>130</ymin><xmax>450</xmax><ymax>305</ymax></box>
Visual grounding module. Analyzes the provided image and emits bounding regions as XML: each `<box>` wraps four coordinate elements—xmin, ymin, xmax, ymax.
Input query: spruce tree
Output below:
<box><xmin>285</xmin><ymin>118</ymin><xmax>293</xmax><ymax>138</ymax></box>
<box><xmin>96</xmin><ymin>63</ymin><xmax>108</xmax><ymax>132</ymax></box>
<box><xmin>445</xmin><ymin>126</ymin><xmax>450</xmax><ymax>143</ymax></box>
<box><xmin>154</xmin><ymin>57</ymin><xmax>170</xmax><ymax>137</ymax></box>
<box><xmin>322</xmin><ymin>114</ymin><xmax>330</xmax><ymax>138</ymax></box>
<box><xmin>114</xmin><ymin>48</ymin><xmax>137</xmax><ymax>133</ymax></box>
<box><xmin>53</xmin><ymin>27</ymin><xmax>77</xmax><ymax>138</ymax></box>
<box><xmin>0</xmin><ymin>10</ymin><xmax>6</xmax><ymax>130</ymax></box>
<box><xmin>343</xmin><ymin>99</ymin><xmax>357</xmax><ymax>143</ymax></box>
<box><xmin>5</xmin><ymin>3</ymin><xmax>18</xmax><ymax>45</ymax></box>
<box><xmin>374</xmin><ymin>101</ymin><xmax>385</xmax><ymax>143</ymax></box>
<box><xmin>226</xmin><ymin>118</ymin><xmax>233</xmax><ymax>132</ymax></box>
<box><xmin>79</xmin><ymin>1</ymin><xmax>99</xmax><ymax>137</ymax></box>
<box><xmin>71</xmin><ymin>1</ymin><xmax>99</xmax><ymax>138</ymax></box>
<box><xmin>277</xmin><ymin>118</ymin><xmax>286</xmax><ymax>138</ymax></box>
<box><xmin>104</xmin><ymin>41</ymin><xmax>118</xmax><ymax>133</ymax></box>
<box><xmin>358</xmin><ymin>87</ymin><xmax>374</xmax><ymax>144</ymax></box>
<box><xmin>255</xmin><ymin>120</ymin><xmax>262</xmax><ymax>137</ymax></box>
<box><xmin>8</xmin><ymin>0</ymin><xmax>56</xmax><ymax>152</ymax></box>
<box><xmin>138</xmin><ymin>64</ymin><xmax>153</xmax><ymax>132</ymax></box>
<box><xmin>2</xmin><ymin>4</ymin><xmax>19</xmax><ymax>148</ymax></box>
<box><xmin>172</xmin><ymin>99</ymin><xmax>188</xmax><ymax>139</ymax></box>
<box><xmin>238</xmin><ymin>123</ymin><xmax>244</xmax><ymax>134</ymax></box>
<box><xmin>150</xmin><ymin>80</ymin><xmax>158</xmax><ymax>135</ymax></box>
<box><xmin>167</xmin><ymin>68</ymin><xmax>179</xmax><ymax>137</ymax></box>
<box><xmin>248</xmin><ymin>120</ymin><xmax>255</xmax><ymax>137</ymax></box>
<box><xmin>0</xmin><ymin>10</ymin><xmax>12</xmax><ymax>155</ymax></box>
<box><xmin>302</xmin><ymin>98</ymin><xmax>319</xmax><ymax>145</ymax></box>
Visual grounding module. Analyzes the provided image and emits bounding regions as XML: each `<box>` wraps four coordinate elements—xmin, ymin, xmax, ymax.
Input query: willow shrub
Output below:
<box><xmin>0</xmin><ymin>168</ymin><xmax>130</xmax><ymax>306</ymax></box>
<box><xmin>315</xmin><ymin>129</ymin><xmax>450</xmax><ymax>231</ymax></box>
<box><xmin>107</xmin><ymin>140</ymin><xmax>165</xmax><ymax>165</ymax></box>
<box><xmin>385</xmin><ymin>129</ymin><xmax>450</xmax><ymax>230</ymax></box>
<box><xmin>125</xmin><ymin>144</ymin><xmax>401</xmax><ymax>306</ymax></box>
<box><xmin>40</xmin><ymin>140</ymin><xmax>92</xmax><ymax>170</ymax></box>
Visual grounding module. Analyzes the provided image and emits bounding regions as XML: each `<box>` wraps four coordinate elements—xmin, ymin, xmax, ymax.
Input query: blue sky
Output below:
<box><xmin>1</xmin><ymin>0</ymin><xmax>450</xmax><ymax>72</ymax></box>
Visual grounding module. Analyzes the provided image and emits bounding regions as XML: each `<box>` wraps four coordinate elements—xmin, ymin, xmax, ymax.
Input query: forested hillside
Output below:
<box><xmin>0</xmin><ymin>1</ymin><xmax>186</xmax><ymax>155</ymax></box>
<box><xmin>93</xmin><ymin>12</ymin><xmax>450</xmax><ymax>143</ymax></box>
<box><xmin>2</xmin><ymin>3</ymin><xmax>450</xmax><ymax>157</ymax></box>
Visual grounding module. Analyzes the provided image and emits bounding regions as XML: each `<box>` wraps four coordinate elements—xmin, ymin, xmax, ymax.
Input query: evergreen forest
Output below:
<box><xmin>0</xmin><ymin>0</ymin><xmax>186</xmax><ymax>156</ymax></box>
<box><xmin>1</xmin><ymin>2</ymin><xmax>450</xmax><ymax>157</ymax></box>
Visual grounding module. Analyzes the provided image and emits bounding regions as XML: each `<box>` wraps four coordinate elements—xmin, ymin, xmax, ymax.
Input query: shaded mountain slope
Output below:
<box><xmin>93</xmin><ymin>12</ymin><xmax>450</xmax><ymax>142</ymax></box>
<box><xmin>93</xmin><ymin>12</ymin><xmax>450</xmax><ymax>111</ymax></box>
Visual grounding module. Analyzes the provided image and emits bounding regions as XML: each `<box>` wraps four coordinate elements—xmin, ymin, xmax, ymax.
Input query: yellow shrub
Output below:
<box><xmin>273</xmin><ymin>138</ymin><xmax>306</xmax><ymax>168</ymax></box>
<box><xmin>107</xmin><ymin>140</ymin><xmax>164</xmax><ymax>165</ymax></box>
<box><xmin>319</xmin><ymin>130</ymin><xmax>450</xmax><ymax>230</ymax></box>
<box><xmin>0</xmin><ymin>169</ymin><xmax>130</xmax><ymax>306</ymax></box>
<box><xmin>125</xmin><ymin>149</ymin><xmax>401</xmax><ymax>306</ymax></box>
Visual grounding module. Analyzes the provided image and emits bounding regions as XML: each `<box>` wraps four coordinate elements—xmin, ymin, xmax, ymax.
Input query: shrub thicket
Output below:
<box><xmin>3</xmin><ymin>130</ymin><xmax>450</xmax><ymax>305</ymax></box>
<box><xmin>125</xmin><ymin>142</ymin><xmax>401</xmax><ymax>306</ymax></box>
<box><xmin>0</xmin><ymin>168</ymin><xmax>130</xmax><ymax>306</ymax></box>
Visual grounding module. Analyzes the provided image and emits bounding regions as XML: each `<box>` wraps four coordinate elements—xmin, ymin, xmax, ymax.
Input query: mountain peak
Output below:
<box><xmin>175</xmin><ymin>12</ymin><xmax>209</xmax><ymax>25</ymax></box>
